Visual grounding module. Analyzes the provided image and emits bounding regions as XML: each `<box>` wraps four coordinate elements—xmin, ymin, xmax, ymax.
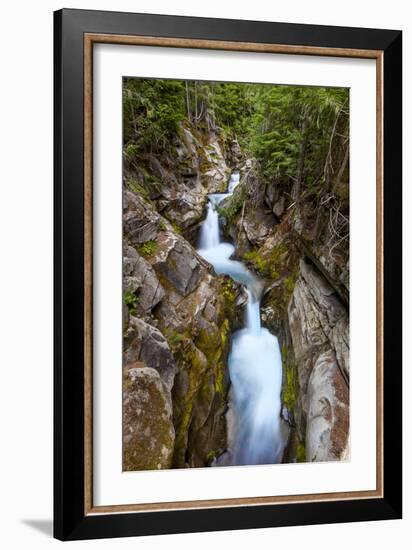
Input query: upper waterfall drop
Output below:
<box><xmin>228</xmin><ymin>171</ymin><xmax>240</xmax><ymax>193</ymax></box>
<box><xmin>197</xmin><ymin>172</ymin><xmax>285</xmax><ymax>467</ymax></box>
<box><xmin>198</xmin><ymin>201</ymin><xmax>220</xmax><ymax>249</ymax></box>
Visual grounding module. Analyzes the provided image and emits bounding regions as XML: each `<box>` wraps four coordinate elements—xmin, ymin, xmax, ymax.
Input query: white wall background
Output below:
<box><xmin>0</xmin><ymin>1</ymin><xmax>408</xmax><ymax>548</ymax></box>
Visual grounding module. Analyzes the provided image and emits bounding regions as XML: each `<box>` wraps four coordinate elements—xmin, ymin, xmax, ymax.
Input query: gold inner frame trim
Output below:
<box><xmin>84</xmin><ymin>33</ymin><xmax>384</xmax><ymax>515</ymax></box>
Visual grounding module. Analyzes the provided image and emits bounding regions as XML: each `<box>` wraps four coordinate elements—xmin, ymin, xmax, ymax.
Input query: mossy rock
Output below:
<box><xmin>123</xmin><ymin>365</ymin><xmax>175</xmax><ymax>471</ymax></box>
<box><xmin>281</xmin><ymin>344</ymin><xmax>299</xmax><ymax>413</ymax></box>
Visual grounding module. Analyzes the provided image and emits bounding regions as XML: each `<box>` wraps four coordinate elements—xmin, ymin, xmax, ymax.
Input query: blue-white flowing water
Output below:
<box><xmin>197</xmin><ymin>172</ymin><xmax>284</xmax><ymax>466</ymax></box>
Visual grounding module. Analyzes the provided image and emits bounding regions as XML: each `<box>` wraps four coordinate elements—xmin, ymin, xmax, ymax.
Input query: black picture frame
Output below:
<box><xmin>54</xmin><ymin>8</ymin><xmax>402</xmax><ymax>541</ymax></box>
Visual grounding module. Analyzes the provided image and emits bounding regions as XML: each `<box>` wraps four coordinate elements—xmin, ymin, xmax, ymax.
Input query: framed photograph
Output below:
<box><xmin>54</xmin><ymin>8</ymin><xmax>402</xmax><ymax>541</ymax></box>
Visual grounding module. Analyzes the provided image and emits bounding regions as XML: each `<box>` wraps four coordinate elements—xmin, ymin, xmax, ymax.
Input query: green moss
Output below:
<box><xmin>217</xmin><ymin>185</ymin><xmax>246</xmax><ymax>226</ymax></box>
<box><xmin>123</xmin><ymin>370</ymin><xmax>174</xmax><ymax>471</ymax></box>
<box><xmin>125</xmin><ymin>176</ymin><xmax>150</xmax><ymax>199</ymax></box>
<box><xmin>215</xmin><ymin>367</ymin><xmax>225</xmax><ymax>396</ymax></box>
<box><xmin>266</xmin><ymin>243</ymin><xmax>287</xmax><ymax>278</ymax></box>
<box><xmin>137</xmin><ymin>240</ymin><xmax>157</xmax><ymax>257</ymax></box>
<box><xmin>283</xmin><ymin>272</ymin><xmax>297</xmax><ymax>303</ymax></box>
<box><xmin>158</xmin><ymin>218</ymin><xmax>168</xmax><ymax>231</ymax></box>
<box><xmin>243</xmin><ymin>243</ymin><xmax>289</xmax><ymax>280</ymax></box>
<box><xmin>195</xmin><ymin>324</ymin><xmax>221</xmax><ymax>358</ymax></box>
<box><xmin>166</xmin><ymin>330</ymin><xmax>186</xmax><ymax>349</ymax></box>
<box><xmin>284</xmin><ymin>274</ymin><xmax>295</xmax><ymax>296</ymax></box>
<box><xmin>206</xmin><ymin>450</ymin><xmax>218</xmax><ymax>465</ymax></box>
<box><xmin>214</xmin><ymin>319</ymin><xmax>230</xmax><ymax>396</ymax></box>
<box><xmin>173</xmin><ymin>400</ymin><xmax>193</xmax><ymax>466</ymax></box>
<box><xmin>220</xmin><ymin>318</ymin><xmax>230</xmax><ymax>346</ymax></box>
<box><xmin>219</xmin><ymin>278</ymin><xmax>236</xmax><ymax>318</ymax></box>
<box><xmin>168</xmin><ymin>280</ymin><xmax>234</xmax><ymax>467</ymax></box>
<box><xmin>296</xmin><ymin>441</ymin><xmax>306</xmax><ymax>463</ymax></box>
<box><xmin>283</xmin><ymin>366</ymin><xmax>297</xmax><ymax>410</ymax></box>
<box><xmin>281</xmin><ymin>344</ymin><xmax>298</xmax><ymax>412</ymax></box>
<box><xmin>243</xmin><ymin>249</ymin><xmax>268</xmax><ymax>275</ymax></box>
<box><xmin>124</xmin><ymin>290</ymin><xmax>139</xmax><ymax>316</ymax></box>
<box><xmin>172</xmin><ymin>342</ymin><xmax>208</xmax><ymax>466</ymax></box>
<box><xmin>171</xmin><ymin>222</ymin><xmax>182</xmax><ymax>235</ymax></box>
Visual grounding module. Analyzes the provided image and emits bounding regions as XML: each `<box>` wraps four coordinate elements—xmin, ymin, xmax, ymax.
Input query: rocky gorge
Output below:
<box><xmin>122</xmin><ymin>79</ymin><xmax>350</xmax><ymax>470</ymax></box>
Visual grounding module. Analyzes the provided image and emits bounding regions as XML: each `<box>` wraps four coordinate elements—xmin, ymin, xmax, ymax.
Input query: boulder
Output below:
<box><xmin>306</xmin><ymin>350</ymin><xmax>349</xmax><ymax>461</ymax></box>
<box><xmin>123</xmin><ymin>190</ymin><xmax>160</xmax><ymax>244</ymax></box>
<box><xmin>123</xmin><ymin>246</ymin><xmax>165</xmax><ymax>313</ymax></box>
<box><xmin>287</xmin><ymin>258</ymin><xmax>350</xmax><ymax>462</ymax></box>
<box><xmin>124</xmin><ymin>316</ymin><xmax>176</xmax><ymax>392</ymax></box>
<box><xmin>123</xmin><ymin>365</ymin><xmax>175</xmax><ymax>470</ymax></box>
<box><xmin>161</xmin><ymin>196</ymin><xmax>206</xmax><ymax>229</ymax></box>
<box><xmin>151</xmin><ymin>231</ymin><xmax>206</xmax><ymax>296</ymax></box>
<box><xmin>288</xmin><ymin>259</ymin><xmax>347</xmax><ymax>365</ymax></box>
<box><xmin>241</xmin><ymin>207</ymin><xmax>275</xmax><ymax>246</ymax></box>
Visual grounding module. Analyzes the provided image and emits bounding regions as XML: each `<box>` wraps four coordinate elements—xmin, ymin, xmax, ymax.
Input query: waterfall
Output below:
<box><xmin>197</xmin><ymin>172</ymin><xmax>284</xmax><ymax>466</ymax></box>
<box><xmin>198</xmin><ymin>201</ymin><xmax>220</xmax><ymax>249</ymax></box>
<box><xmin>246</xmin><ymin>289</ymin><xmax>261</xmax><ymax>334</ymax></box>
<box><xmin>228</xmin><ymin>171</ymin><xmax>240</xmax><ymax>193</ymax></box>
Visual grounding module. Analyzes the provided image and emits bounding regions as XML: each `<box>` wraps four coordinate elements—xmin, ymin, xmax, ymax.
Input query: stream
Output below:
<box><xmin>197</xmin><ymin>172</ymin><xmax>285</xmax><ymax>466</ymax></box>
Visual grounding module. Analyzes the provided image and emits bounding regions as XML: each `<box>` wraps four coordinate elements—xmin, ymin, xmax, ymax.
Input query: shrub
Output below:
<box><xmin>124</xmin><ymin>290</ymin><xmax>139</xmax><ymax>316</ymax></box>
<box><xmin>137</xmin><ymin>240</ymin><xmax>157</xmax><ymax>257</ymax></box>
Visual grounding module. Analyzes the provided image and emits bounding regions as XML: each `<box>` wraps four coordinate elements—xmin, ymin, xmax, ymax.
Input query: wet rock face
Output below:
<box><xmin>306</xmin><ymin>350</ymin><xmax>349</xmax><ymax>461</ymax></box>
<box><xmin>123</xmin><ymin>178</ymin><xmax>236</xmax><ymax>470</ymax></box>
<box><xmin>288</xmin><ymin>259</ymin><xmax>349</xmax><ymax>386</ymax></box>
<box><xmin>288</xmin><ymin>259</ymin><xmax>349</xmax><ymax>461</ymax></box>
<box><xmin>123</xmin><ymin>365</ymin><xmax>175</xmax><ymax>471</ymax></box>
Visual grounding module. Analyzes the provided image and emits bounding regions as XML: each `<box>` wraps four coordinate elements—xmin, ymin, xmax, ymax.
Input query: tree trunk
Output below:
<box><xmin>185</xmin><ymin>81</ymin><xmax>191</xmax><ymax>122</ymax></box>
<box><xmin>293</xmin><ymin>115</ymin><xmax>309</xmax><ymax>205</ymax></box>
<box><xmin>333</xmin><ymin>143</ymin><xmax>349</xmax><ymax>192</ymax></box>
<box><xmin>195</xmin><ymin>82</ymin><xmax>199</xmax><ymax>122</ymax></box>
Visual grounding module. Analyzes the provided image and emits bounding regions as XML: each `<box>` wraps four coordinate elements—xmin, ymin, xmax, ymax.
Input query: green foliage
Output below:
<box><xmin>124</xmin><ymin>143</ymin><xmax>140</xmax><ymax>160</ymax></box>
<box><xmin>217</xmin><ymin>185</ymin><xmax>246</xmax><ymax>227</ymax></box>
<box><xmin>250</xmin><ymin>86</ymin><xmax>349</xmax><ymax>182</ymax></box>
<box><xmin>137</xmin><ymin>240</ymin><xmax>157</xmax><ymax>257</ymax></box>
<box><xmin>210</xmin><ymin>82</ymin><xmax>255</xmax><ymax>142</ymax></box>
<box><xmin>248</xmin><ymin>85</ymin><xmax>349</xmax><ymax>184</ymax></box>
<box><xmin>123</xmin><ymin>78</ymin><xmax>186</xmax><ymax>154</ymax></box>
<box><xmin>123</xmin><ymin>77</ymin><xmax>349</xmax><ymax>215</ymax></box>
<box><xmin>124</xmin><ymin>290</ymin><xmax>139</xmax><ymax>316</ymax></box>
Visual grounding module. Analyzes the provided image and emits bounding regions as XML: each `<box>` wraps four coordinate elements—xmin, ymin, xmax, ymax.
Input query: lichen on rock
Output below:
<box><xmin>122</xmin><ymin>128</ymin><xmax>238</xmax><ymax>470</ymax></box>
<box><xmin>123</xmin><ymin>364</ymin><xmax>175</xmax><ymax>471</ymax></box>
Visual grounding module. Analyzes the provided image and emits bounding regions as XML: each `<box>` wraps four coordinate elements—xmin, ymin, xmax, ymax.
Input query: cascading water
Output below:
<box><xmin>228</xmin><ymin>171</ymin><xmax>240</xmax><ymax>193</ymax></box>
<box><xmin>197</xmin><ymin>172</ymin><xmax>284</xmax><ymax>466</ymax></box>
